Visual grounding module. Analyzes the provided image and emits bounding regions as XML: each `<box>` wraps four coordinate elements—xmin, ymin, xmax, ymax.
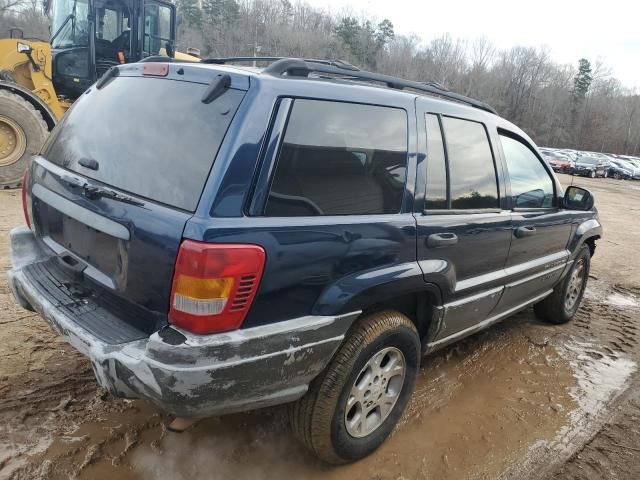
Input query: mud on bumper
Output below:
<box><xmin>7</xmin><ymin>226</ymin><xmax>359</xmax><ymax>417</ymax></box>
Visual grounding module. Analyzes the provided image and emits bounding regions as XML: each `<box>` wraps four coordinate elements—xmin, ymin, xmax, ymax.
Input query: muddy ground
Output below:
<box><xmin>1</xmin><ymin>173</ymin><xmax>639</xmax><ymax>480</ymax></box>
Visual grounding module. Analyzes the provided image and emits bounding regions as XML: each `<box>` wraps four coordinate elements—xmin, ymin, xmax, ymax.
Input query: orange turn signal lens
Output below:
<box><xmin>173</xmin><ymin>275</ymin><xmax>233</xmax><ymax>300</ymax></box>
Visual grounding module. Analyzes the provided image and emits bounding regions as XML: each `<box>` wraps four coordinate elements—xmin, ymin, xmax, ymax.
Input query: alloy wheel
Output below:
<box><xmin>344</xmin><ymin>346</ymin><xmax>406</xmax><ymax>438</ymax></box>
<box><xmin>565</xmin><ymin>259</ymin><xmax>586</xmax><ymax>311</ymax></box>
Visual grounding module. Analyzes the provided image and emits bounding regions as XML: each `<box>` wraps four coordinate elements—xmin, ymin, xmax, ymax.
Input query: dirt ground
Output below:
<box><xmin>1</xmin><ymin>173</ymin><xmax>639</xmax><ymax>480</ymax></box>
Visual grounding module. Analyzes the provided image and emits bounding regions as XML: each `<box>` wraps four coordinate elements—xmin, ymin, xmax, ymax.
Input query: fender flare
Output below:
<box><xmin>312</xmin><ymin>261</ymin><xmax>443</xmax><ymax>317</ymax></box>
<box><xmin>0</xmin><ymin>80</ymin><xmax>57</xmax><ymax>130</ymax></box>
<box><xmin>571</xmin><ymin>218</ymin><xmax>602</xmax><ymax>257</ymax></box>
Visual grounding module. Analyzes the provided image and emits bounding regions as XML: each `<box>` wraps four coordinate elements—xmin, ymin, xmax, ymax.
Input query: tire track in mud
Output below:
<box><xmin>504</xmin><ymin>282</ymin><xmax>640</xmax><ymax>480</ymax></box>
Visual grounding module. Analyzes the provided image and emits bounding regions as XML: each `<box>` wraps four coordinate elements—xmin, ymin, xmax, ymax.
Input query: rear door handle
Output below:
<box><xmin>427</xmin><ymin>232</ymin><xmax>458</xmax><ymax>248</ymax></box>
<box><xmin>514</xmin><ymin>226</ymin><xmax>537</xmax><ymax>238</ymax></box>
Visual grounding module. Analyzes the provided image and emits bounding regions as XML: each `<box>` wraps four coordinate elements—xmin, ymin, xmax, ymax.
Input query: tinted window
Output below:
<box><xmin>500</xmin><ymin>135</ymin><xmax>554</xmax><ymax>208</ymax></box>
<box><xmin>265</xmin><ymin>100</ymin><xmax>408</xmax><ymax>216</ymax></box>
<box><xmin>442</xmin><ymin>117</ymin><xmax>498</xmax><ymax>209</ymax></box>
<box><xmin>45</xmin><ymin>77</ymin><xmax>244</xmax><ymax>211</ymax></box>
<box><xmin>425</xmin><ymin>114</ymin><xmax>447</xmax><ymax>209</ymax></box>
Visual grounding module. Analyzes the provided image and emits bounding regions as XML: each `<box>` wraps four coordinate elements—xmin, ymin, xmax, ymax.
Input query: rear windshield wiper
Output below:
<box><xmin>82</xmin><ymin>184</ymin><xmax>145</xmax><ymax>207</ymax></box>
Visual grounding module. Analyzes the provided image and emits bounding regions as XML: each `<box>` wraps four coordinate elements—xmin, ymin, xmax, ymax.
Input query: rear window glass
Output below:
<box><xmin>264</xmin><ymin>99</ymin><xmax>408</xmax><ymax>216</ymax></box>
<box><xmin>45</xmin><ymin>77</ymin><xmax>244</xmax><ymax>211</ymax></box>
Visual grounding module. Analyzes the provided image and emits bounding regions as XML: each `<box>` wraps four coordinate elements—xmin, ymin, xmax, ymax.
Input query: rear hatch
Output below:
<box><xmin>27</xmin><ymin>63</ymin><xmax>247</xmax><ymax>340</ymax></box>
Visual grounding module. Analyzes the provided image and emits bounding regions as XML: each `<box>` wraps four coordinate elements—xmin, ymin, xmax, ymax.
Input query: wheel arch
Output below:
<box><xmin>0</xmin><ymin>81</ymin><xmax>57</xmax><ymax>130</ymax></box>
<box><xmin>312</xmin><ymin>263</ymin><xmax>443</xmax><ymax>343</ymax></box>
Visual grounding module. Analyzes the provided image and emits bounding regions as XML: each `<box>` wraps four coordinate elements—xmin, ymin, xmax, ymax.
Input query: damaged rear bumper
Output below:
<box><xmin>7</xmin><ymin>226</ymin><xmax>359</xmax><ymax>417</ymax></box>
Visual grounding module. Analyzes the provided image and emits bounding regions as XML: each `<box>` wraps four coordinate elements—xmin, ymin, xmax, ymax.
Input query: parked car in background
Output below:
<box><xmin>571</xmin><ymin>155</ymin><xmax>609</xmax><ymax>178</ymax></box>
<box><xmin>607</xmin><ymin>159</ymin><xmax>635</xmax><ymax>179</ymax></box>
<box><xmin>541</xmin><ymin>150</ymin><xmax>572</xmax><ymax>173</ymax></box>
<box><xmin>559</xmin><ymin>150</ymin><xmax>579</xmax><ymax>162</ymax></box>
<box><xmin>622</xmin><ymin>157</ymin><xmax>640</xmax><ymax>173</ymax></box>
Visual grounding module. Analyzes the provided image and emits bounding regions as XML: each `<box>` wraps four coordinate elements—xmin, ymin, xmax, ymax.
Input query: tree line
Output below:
<box><xmin>2</xmin><ymin>0</ymin><xmax>639</xmax><ymax>155</ymax></box>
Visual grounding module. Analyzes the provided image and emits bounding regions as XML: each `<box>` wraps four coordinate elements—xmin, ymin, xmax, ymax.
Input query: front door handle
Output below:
<box><xmin>514</xmin><ymin>226</ymin><xmax>537</xmax><ymax>238</ymax></box>
<box><xmin>427</xmin><ymin>232</ymin><xmax>458</xmax><ymax>248</ymax></box>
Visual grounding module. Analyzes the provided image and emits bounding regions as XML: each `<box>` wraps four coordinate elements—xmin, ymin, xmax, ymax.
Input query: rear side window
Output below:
<box><xmin>442</xmin><ymin>117</ymin><xmax>499</xmax><ymax>209</ymax></box>
<box><xmin>500</xmin><ymin>134</ymin><xmax>554</xmax><ymax>208</ymax></box>
<box><xmin>45</xmin><ymin>77</ymin><xmax>244</xmax><ymax>211</ymax></box>
<box><xmin>264</xmin><ymin>99</ymin><xmax>408</xmax><ymax>216</ymax></box>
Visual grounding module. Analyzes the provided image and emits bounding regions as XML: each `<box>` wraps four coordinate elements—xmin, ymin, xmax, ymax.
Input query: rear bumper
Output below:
<box><xmin>7</xmin><ymin>226</ymin><xmax>358</xmax><ymax>417</ymax></box>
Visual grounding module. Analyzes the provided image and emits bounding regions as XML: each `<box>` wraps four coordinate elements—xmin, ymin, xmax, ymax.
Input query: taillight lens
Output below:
<box><xmin>21</xmin><ymin>169</ymin><xmax>31</xmax><ymax>229</ymax></box>
<box><xmin>168</xmin><ymin>241</ymin><xmax>266</xmax><ymax>334</ymax></box>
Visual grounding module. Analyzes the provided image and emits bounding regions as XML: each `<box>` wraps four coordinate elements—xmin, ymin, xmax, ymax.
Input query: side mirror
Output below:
<box><xmin>564</xmin><ymin>186</ymin><xmax>594</xmax><ymax>211</ymax></box>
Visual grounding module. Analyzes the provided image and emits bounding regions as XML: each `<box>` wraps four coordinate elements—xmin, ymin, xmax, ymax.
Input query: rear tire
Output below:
<box><xmin>589</xmin><ymin>170</ymin><xmax>596</xmax><ymax>178</ymax></box>
<box><xmin>289</xmin><ymin>310</ymin><xmax>420</xmax><ymax>464</ymax></box>
<box><xmin>0</xmin><ymin>90</ymin><xmax>48</xmax><ymax>188</ymax></box>
<box><xmin>534</xmin><ymin>244</ymin><xmax>591</xmax><ymax>324</ymax></box>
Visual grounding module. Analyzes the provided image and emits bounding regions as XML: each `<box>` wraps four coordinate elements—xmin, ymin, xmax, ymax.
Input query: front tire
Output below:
<box><xmin>0</xmin><ymin>90</ymin><xmax>48</xmax><ymax>188</ymax></box>
<box><xmin>534</xmin><ymin>244</ymin><xmax>591</xmax><ymax>324</ymax></box>
<box><xmin>289</xmin><ymin>311</ymin><xmax>420</xmax><ymax>464</ymax></box>
<box><xmin>589</xmin><ymin>170</ymin><xmax>596</xmax><ymax>178</ymax></box>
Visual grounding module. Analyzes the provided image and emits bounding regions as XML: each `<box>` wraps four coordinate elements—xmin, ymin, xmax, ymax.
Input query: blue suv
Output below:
<box><xmin>7</xmin><ymin>58</ymin><xmax>602</xmax><ymax>463</ymax></box>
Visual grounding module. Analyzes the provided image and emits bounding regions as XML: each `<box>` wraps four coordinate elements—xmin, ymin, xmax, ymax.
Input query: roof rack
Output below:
<box><xmin>201</xmin><ymin>56</ymin><xmax>360</xmax><ymax>71</ymax></box>
<box><xmin>263</xmin><ymin>58</ymin><xmax>497</xmax><ymax>114</ymax></box>
<box><xmin>137</xmin><ymin>56</ymin><xmax>497</xmax><ymax>114</ymax></box>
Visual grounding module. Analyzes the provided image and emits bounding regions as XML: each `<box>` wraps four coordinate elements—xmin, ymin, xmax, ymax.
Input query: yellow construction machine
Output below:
<box><xmin>0</xmin><ymin>0</ymin><xmax>197</xmax><ymax>187</ymax></box>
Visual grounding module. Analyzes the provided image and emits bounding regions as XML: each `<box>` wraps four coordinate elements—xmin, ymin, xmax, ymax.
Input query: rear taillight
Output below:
<box><xmin>21</xmin><ymin>170</ymin><xmax>31</xmax><ymax>229</ymax></box>
<box><xmin>168</xmin><ymin>240</ymin><xmax>266</xmax><ymax>334</ymax></box>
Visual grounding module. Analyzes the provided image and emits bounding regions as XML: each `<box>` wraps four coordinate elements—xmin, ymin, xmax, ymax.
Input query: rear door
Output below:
<box><xmin>30</xmin><ymin>66</ymin><xmax>246</xmax><ymax>332</ymax></box>
<box><xmin>415</xmin><ymin>107</ymin><xmax>511</xmax><ymax>342</ymax></box>
<box><xmin>493</xmin><ymin>131</ymin><xmax>573</xmax><ymax>312</ymax></box>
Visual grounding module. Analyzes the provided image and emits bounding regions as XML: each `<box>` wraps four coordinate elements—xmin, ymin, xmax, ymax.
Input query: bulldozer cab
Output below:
<box><xmin>49</xmin><ymin>0</ymin><xmax>176</xmax><ymax>98</ymax></box>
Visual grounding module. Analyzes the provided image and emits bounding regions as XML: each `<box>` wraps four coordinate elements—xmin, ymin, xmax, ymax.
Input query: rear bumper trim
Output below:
<box><xmin>7</xmin><ymin>226</ymin><xmax>359</xmax><ymax>416</ymax></box>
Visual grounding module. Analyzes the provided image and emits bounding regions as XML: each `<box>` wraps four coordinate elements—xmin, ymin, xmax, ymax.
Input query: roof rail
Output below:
<box><xmin>137</xmin><ymin>56</ymin><xmax>497</xmax><ymax>114</ymax></box>
<box><xmin>201</xmin><ymin>56</ymin><xmax>359</xmax><ymax>71</ymax></box>
<box><xmin>264</xmin><ymin>58</ymin><xmax>497</xmax><ymax>115</ymax></box>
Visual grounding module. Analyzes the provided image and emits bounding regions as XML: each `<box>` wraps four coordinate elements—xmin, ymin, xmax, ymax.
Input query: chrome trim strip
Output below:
<box><xmin>444</xmin><ymin>286</ymin><xmax>504</xmax><ymax>308</ymax></box>
<box><xmin>32</xmin><ymin>184</ymin><xmax>130</xmax><ymax>241</ymax></box>
<box><xmin>455</xmin><ymin>250</ymin><xmax>569</xmax><ymax>292</ymax></box>
<box><xmin>426</xmin><ymin>290</ymin><xmax>552</xmax><ymax>350</ymax></box>
<box><xmin>505</xmin><ymin>262</ymin><xmax>567</xmax><ymax>288</ymax></box>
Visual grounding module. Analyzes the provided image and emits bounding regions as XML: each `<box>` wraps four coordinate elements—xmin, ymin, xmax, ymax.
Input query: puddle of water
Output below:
<box><xmin>606</xmin><ymin>293</ymin><xmax>639</xmax><ymax>309</ymax></box>
<box><xmin>511</xmin><ymin>339</ymin><xmax>638</xmax><ymax>479</ymax></box>
<box><xmin>563</xmin><ymin>341</ymin><xmax>636</xmax><ymax>432</ymax></box>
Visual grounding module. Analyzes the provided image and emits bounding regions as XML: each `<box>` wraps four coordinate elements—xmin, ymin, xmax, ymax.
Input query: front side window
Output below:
<box><xmin>442</xmin><ymin>117</ymin><xmax>499</xmax><ymax>209</ymax></box>
<box><xmin>500</xmin><ymin>134</ymin><xmax>555</xmax><ymax>208</ymax></box>
<box><xmin>265</xmin><ymin>99</ymin><xmax>408</xmax><ymax>216</ymax></box>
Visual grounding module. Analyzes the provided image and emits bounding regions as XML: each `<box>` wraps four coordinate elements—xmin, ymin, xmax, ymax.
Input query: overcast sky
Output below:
<box><xmin>306</xmin><ymin>0</ymin><xmax>640</xmax><ymax>89</ymax></box>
